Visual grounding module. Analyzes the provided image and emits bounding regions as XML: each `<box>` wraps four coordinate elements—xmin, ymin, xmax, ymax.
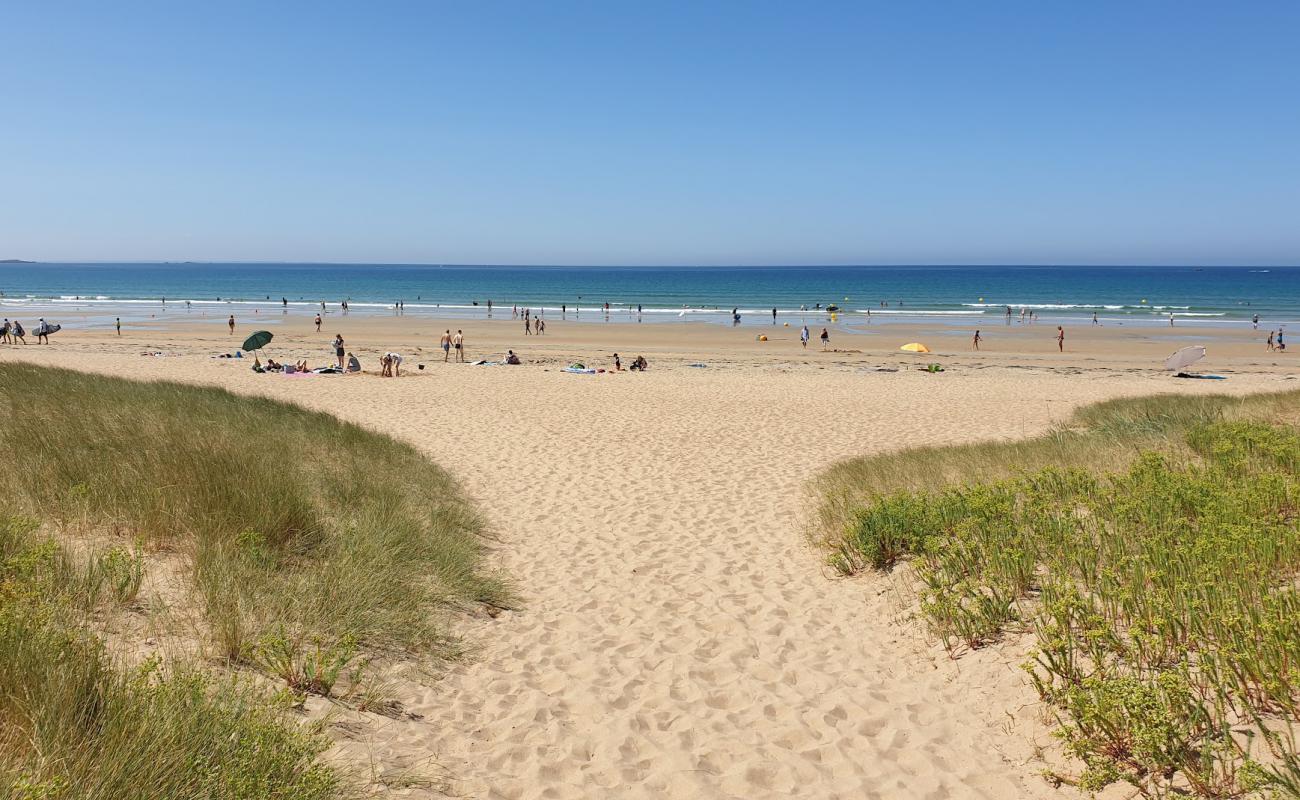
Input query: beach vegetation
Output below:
<box><xmin>0</xmin><ymin>515</ymin><xmax>340</xmax><ymax>799</ymax></box>
<box><xmin>0</xmin><ymin>363</ymin><xmax>510</xmax><ymax>797</ymax></box>
<box><xmin>818</xmin><ymin>389</ymin><xmax>1300</xmax><ymax>797</ymax></box>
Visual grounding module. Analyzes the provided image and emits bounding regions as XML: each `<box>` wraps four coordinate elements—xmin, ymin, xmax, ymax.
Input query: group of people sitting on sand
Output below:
<box><xmin>253</xmin><ymin>353</ymin><xmax>362</xmax><ymax>374</ymax></box>
<box><xmin>610</xmin><ymin>353</ymin><xmax>649</xmax><ymax>371</ymax></box>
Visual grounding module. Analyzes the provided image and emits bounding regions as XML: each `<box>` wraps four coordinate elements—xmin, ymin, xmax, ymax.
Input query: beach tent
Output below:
<box><xmin>899</xmin><ymin>342</ymin><xmax>930</xmax><ymax>353</ymax></box>
<box><xmin>1165</xmin><ymin>345</ymin><xmax>1206</xmax><ymax>372</ymax></box>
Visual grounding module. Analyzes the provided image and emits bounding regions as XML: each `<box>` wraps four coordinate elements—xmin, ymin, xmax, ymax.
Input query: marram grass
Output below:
<box><xmin>0</xmin><ymin>362</ymin><xmax>508</xmax><ymax>661</ymax></box>
<box><xmin>0</xmin><ymin>363</ymin><xmax>510</xmax><ymax>798</ymax></box>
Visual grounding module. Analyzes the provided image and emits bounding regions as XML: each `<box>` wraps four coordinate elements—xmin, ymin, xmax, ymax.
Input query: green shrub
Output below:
<box><xmin>823</xmin><ymin>392</ymin><xmax>1300</xmax><ymax>797</ymax></box>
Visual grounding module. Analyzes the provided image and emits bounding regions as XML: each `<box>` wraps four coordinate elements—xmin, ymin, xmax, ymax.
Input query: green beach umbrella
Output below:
<box><xmin>242</xmin><ymin>330</ymin><xmax>273</xmax><ymax>352</ymax></box>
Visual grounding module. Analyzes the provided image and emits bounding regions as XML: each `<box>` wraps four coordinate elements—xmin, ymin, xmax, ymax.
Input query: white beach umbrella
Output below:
<box><xmin>1165</xmin><ymin>345</ymin><xmax>1206</xmax><ymax>372</ymax></box>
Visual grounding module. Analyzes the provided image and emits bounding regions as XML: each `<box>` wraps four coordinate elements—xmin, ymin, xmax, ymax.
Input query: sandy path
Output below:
<box><xmin>6</xmin><ymin>348</ymin><xmax>1286</xmax><ymax>798</ymax></box>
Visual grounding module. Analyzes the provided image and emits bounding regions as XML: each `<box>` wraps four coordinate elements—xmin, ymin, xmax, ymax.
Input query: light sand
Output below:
<box><xmin>3</xmin><ymin>318</ymin><xmax>1295</xmax><ymax>798</ymax></box>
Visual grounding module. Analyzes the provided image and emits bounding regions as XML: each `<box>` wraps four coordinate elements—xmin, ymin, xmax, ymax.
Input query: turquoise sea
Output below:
<box><xmin>1</xmin><ymin>263</ymin><xmax>1295</xmax><ymax>329</ymax></box>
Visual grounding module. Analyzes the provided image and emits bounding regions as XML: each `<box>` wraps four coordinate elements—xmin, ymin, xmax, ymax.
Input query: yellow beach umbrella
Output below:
<box><xmin>900</xmin><ymin>342</ymin><xmax>930</xmax><ymax>353</ymax></box>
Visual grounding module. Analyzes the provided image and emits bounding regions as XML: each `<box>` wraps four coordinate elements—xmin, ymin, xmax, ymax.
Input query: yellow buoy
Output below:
<box><xmin>784</xmin><ymin>322</ymin><xmax>790</xmax><ymax>327</ymax></box>
<box><xmin>758</xmin><ymin>335</ymin><xmax>768</xmax><ymax>342</ymax></box>
<box><xmin>979</xmin><ymin>297</ymin><xmax>984</xmax><ymax>302</ymax></box>
<box><xmin>1141</xmin><ymin>299</ymin><xmax>1147</xmax><ymax>304</ymax></box>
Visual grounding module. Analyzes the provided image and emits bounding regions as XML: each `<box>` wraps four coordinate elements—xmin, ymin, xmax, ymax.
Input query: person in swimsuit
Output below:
<box><xmin>820</xmin><ymin>328</ymin><xmax>829</xmax><ymax>349</ymax></box>
<box><xmin>972</xmin><ymin>330</ymin><xmax>981</xmax><ymax>350</ymax></box>
<box><xmin>333</xmin><ymin>334</ymin><xmax>345</xmax><ymax>368</ymax></box>
<box><xmin>1056</xmin><ymin>326</ymin><xmax>1065</xmax><ymax>352</ymax></box>
<box><xmin>441</xmin><ymin>330</ymin><xmax>452</xmax><ymax>361</ymax></box>
<box><xmin>228</xmin><ymin>315</ymin><xmax>235</xmax><ymax>334</ymax></box>
<box><xmin>453</xmin><ymin>330</ymin><xmax>464</xmax><ymax>362</ymax></box>
<box><xmin>314</xmin><ymin>314</ymin><xmax>322</xmax><ymax>332</ymax></box>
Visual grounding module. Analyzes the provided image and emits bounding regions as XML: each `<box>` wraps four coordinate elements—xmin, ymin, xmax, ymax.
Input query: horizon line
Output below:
<box><xmin>7</xmin><ymin>261</ymin><xmax>1300</xmax><ymax>269</ymax></box>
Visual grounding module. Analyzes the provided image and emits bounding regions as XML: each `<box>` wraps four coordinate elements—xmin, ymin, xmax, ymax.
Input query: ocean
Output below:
<box><xmin>1</xmin><ymin>263</ymin><xmax>1294</xmax><ymax>329</ymax></box>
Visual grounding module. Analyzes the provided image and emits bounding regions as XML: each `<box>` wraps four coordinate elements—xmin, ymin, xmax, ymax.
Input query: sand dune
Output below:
<box><xmin>3</xmin><ymin>328</ymin><xmax>1289</xmax><ymax>798</ymax></box>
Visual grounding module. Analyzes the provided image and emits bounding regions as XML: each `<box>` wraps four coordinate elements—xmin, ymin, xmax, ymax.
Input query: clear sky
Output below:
<box><xmin>2</xmin><ymin>1</ymin><xmax>1297</xmax><ymax>265</ymax></box>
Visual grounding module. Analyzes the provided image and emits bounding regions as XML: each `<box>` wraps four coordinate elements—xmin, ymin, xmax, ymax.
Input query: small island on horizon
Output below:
<box><xmin>0</xmin><ymin>259</ymin><xmax>34</xmax><ymax>263</ymax></box>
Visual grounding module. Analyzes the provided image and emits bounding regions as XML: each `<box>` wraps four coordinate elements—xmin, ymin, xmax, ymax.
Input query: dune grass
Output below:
<box><xmin>0</xmin><ymin>362</ymin><xmax>507</xmax><ymax>662</ymax></box>
<box><xmin>0</xmin><ymin>362</ymin><xmax>509</xmax><ymax>797</ymax></box>
<box><xmin>817</xmin><ymin>389</ymin><xmax>1300</xmax><ymax>796</ymax></box>
<box><xmin>0</xmin><ymin>515</ymin><xmax>340</xmax><ymax>799</ymax></box>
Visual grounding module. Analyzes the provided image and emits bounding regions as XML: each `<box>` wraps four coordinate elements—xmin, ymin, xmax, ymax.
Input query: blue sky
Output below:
<box><xmin>2</xmin><ymin>1</ymin><xmax>1297</xmax><ymax>265</ymax></box>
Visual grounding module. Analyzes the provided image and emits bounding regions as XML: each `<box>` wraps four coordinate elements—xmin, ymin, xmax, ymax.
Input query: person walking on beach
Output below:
<box><xmin>800</xmin><ymin>325</ymin><xmax>809</xmax><ymax>349</ymax></box>
<box><xmin>537</xmin><ymin>318</ymin><xmax>546</xmax><ymax>335</ymax></box>
<box><xmin>1170</xmin><ymin>313</ymin><xmax>1175</xmax><ymax>327</ymax></box>
<box><xmin>524</xmin><ymin>313</ymin><xmax>532</xmax><ymax>335</ymax></box>
<box><xmin>1056</xmin><ymin>326</ymin><xmax>1065</xmax><ymax>352</ymax></box>
<box><xmin>1092</xmin><ymin>312</ymin><xmax>1099</xmax><ymax>326</ymax></box>
<box><xmin>972</xmin><ymin>330</ymin><xmax>982</xmax><ymax>350</ymax></box>
<box><xmin>314</xmin><ymin>313</ymin><xmax>322</xmax><ymax>332</ymax></box>
<box><xmin>11</xmin><ymin>320</ymin><xmax>25</xmax><ymax>344</ymax></box>
<box><xmin>453</xmin><ymin>330</ymin><xmax>465</xmax><ymax>362</ymax></box>
<box><xmin>772</xmin><ymin>307</ymin><xmax>778</xmax><ymax>323</ymax></box>
<box><xmin>115</xmin><ymin>317</ymin><xmax>121</xmax><ymax>336</ymax></box>
<box><xmin>333</xmin><ymin>334</ymin><xmax>345</xmax><ymax>369</ymax></box>
<box><xmin>35</xmin><ymin>319</ymin><xmax>50</xmax><ymax>345</ymax></box>
<box><xmin>1</xmin><ymin>320</ymin><xmax>8</xmax><ymax>344</ymax></box>
<box><xmin>1279</xmin><ymin>328</ymin><xmax>1286</xmax><ymax>352</ymax></box>
<box><xmin>820</xmin><ymin>327</ymin><xmax>829</xmax><ymax>350</ymax></box>
<box><xmin>228</xmin><ymin>315</ymin><xmax>235</xmax><ymax>335</ymax></box>
<box><xmin>1253</xmin><ymin>314</ymin><xmax>1260</xmax><ymax>330</ymax></box>
<box><xmin>1268</xmin><ymin>331</ymin><xmax>1276</xmax><ymax>351</ymax></box>
<box><xmin>440</xmin><ymin>330</ymin><xmax>452</xmax><ymax>361</ymax></box>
